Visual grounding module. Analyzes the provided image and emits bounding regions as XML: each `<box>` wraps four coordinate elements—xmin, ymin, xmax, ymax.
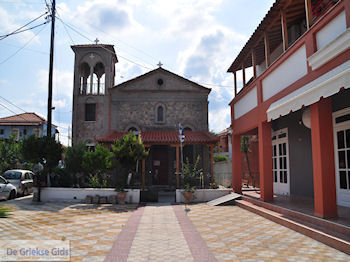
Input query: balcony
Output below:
<box><xmin>228</xmin><ymin>0</ymin><xmax>348</xmax><ymax>120</ymax></box>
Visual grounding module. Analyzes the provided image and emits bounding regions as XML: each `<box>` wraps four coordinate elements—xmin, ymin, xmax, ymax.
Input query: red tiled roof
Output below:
<box><xmin>96</xmin><ymin>130</ymin><xmax>218</xmax><ymax>145</ymax></box>
<box><xmin>0</xmin><ymin>113</ymin><xmax>46</xmax><ymax>126</ymax></box>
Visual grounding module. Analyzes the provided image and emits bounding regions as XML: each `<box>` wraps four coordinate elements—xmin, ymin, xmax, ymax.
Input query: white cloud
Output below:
<box><xmin>209</xmin><ymin>107</ymin><xmax>231</xmax><ymax>133</ymax></box>
<box><xmin>0</xmin><ymin>7</ymin><xmax>44</xmax><ymax>45</ymax></box>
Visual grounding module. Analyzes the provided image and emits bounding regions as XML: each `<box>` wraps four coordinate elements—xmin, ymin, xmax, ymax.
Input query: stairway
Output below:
<box><xmin>235</xmin><ymin>195</ymin><xmax>350</xmax><ymax>254</ymax></box>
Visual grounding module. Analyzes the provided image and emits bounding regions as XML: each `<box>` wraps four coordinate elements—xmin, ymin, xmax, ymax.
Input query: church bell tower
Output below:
<box><xmin>71</xmin><ymin>42</ymin><xmax>118</xmax><ymax>146</ymax></box>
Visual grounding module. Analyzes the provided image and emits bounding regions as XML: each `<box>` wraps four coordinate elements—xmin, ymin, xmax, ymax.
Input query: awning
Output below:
<box><xmin>96</xmin><ymin>130</ymin><xmax>218</xmax><ymax>145</ymax></box>
<box><xmin>267</xmin><ymin>61</ymin><xmax>350</xmax><ymax>121</ymax></box>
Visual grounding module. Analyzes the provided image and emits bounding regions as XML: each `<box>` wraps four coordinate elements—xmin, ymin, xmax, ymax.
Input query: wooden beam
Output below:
<box><xmin>142</xmin><ymin>159</ymin><xmax>145</xmax><ymax>190</ymax></box>
<box><xmin>210</xmin><ymin>145</ymin><xmax>214</xmax><ymax>185</ymax></box>
<box><xmin>251</xmin><ymin>50</ymin><xmax>257</xmax><ymax>78</ymax></box>
<box><xmin>233</xmin><ymin>71</ymin><xmax>237</xmax><ymax>96</ymax></box>
<box><xmin>264</xmin><ymin>32</ymin><xmax>270</xmax><ymax>68</ymax></box>
<box><xmin>176</xmin><ymin>145</ymin><xmax>180</xmax><ymax>188</ymax></box>
<box><xmin>281</xmin><ymin>10</ymin><xmax>288</xmax><ymax>51</ymax></box>
<box><xmin>242</xmin><ymin>63</ymin><xmax>246</xmax><ymax>88</ymax></box>
<box><xmin>305</xmin><ymin>0</ymin><xmax>312</xmax><ymax>29</ymax></box>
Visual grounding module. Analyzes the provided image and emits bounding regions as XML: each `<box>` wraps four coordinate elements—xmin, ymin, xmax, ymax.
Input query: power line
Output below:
<box><xmin>0</xmin><ymin>23</ymin><xmax>48</xmax><ymax>66</ymax></box>
<box><xmin>0</xmin><ymin>11</ymin><xmax>48</xmax><ymax>40</ymax></box>
<box><xmin>0</xmin><ymin>95</ymin><xmax>69</xmax><ymax>131</ymax></box>
<box><xmin>0</xmin><ymin>42</ymin><xmax>49</xmax><ymax>55</ymax></box>
<box><xmin>0</xmin><ymin>22</ymin><xmax>48</xmax><ymax>40</ymax></box>
<box><xmin>0</xmin><ymin>103</ymin><xmax>30</xmax><ymax>122</ymax></box>
<box><xmin>57</xmin><ymin>17</ymin><xmax>153</xmax><ymax>70</ymax></box>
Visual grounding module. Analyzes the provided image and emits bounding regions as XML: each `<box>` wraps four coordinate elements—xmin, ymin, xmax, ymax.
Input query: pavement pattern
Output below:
<box><xmin>1</xmin><ymin>197</ymin><xmax>350</xmax><ymax>261</ymax></box>
<box><xmin>0</xmin><ymin>197</ymin><xmax>137</xmax><ymax>262</ymax></box>
<box><xmin>184</xmin><ymin>204</ymin><xmax>350</xmax><ymax>262</ymax></box>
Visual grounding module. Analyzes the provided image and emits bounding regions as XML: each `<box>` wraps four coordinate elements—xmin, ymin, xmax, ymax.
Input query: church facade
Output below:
<box><xmin>71</xmin><ymin>44</ymin><xmax>217</xmax><ymax>188</ymax></box>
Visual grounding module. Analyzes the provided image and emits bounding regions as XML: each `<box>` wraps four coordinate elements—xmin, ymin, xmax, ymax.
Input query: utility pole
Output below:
<box><xmin>47</xmin><ymin>0</ymin><xmax>56</xmax><ymax>137</ymax></box>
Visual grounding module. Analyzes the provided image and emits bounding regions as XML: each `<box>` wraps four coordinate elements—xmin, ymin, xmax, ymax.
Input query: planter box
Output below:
<box><xmin>176</xmin><ymin>189</ymin><xmax>231</xmax><ymax>203</ymax></box>
<box><xmin>34</xmin><ymin>187</ymin><xmax>140</xmax><ymax>204</ymax></box>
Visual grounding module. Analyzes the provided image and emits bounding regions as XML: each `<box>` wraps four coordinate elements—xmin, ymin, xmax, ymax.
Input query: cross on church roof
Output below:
<box><xmin>157</xmin><ymin>61</ymin><xmax>163</xmax><ymax>67</ymax></box>
<box><xmin>94</xmin><ymin>38</ymin><xmax>99</xmax><ymax>45</ymax></box>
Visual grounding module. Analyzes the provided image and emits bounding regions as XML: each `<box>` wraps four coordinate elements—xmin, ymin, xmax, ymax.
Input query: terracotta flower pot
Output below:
<box><xmin>117</xmin><ymin>192</ymin><xmax>127</xmax><ymax>204</ymax></box>
<box><xmin>183</xmin><ymin>192</ymin><xmax>193</xmax><ymax>204</ymax></box>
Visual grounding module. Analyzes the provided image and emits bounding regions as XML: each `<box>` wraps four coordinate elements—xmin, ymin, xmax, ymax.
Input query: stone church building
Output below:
<box><xmin>71</xmin><ymin>44</ymin><xmax>217</xmax><ymax>188</ymax></box>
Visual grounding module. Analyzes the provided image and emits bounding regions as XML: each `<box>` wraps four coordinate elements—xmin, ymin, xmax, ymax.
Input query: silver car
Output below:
<box><xmin>2</xmin><ymin>170</ymin><xmax>34</xmax><ymax>197</ymax></box>
<box><xmin>0</xmin><ymin>175</ymin><xmax>17</xmax><ymax>200</ymax></box>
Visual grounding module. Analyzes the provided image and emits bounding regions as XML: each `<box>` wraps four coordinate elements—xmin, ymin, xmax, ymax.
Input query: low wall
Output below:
<box><xmin>35</xmin><ymin>187</ymin><xmax>140</xmax><ymax>204</ymax></box>
<box><xmin>214</xmin><ymin>161</ymin><xmax>232</xmax><ymax>186</ymax></box>
<box><xmin>176</xmin><ymin>189</ymin><xmax>231</xmax><ymax>203</ymax></box>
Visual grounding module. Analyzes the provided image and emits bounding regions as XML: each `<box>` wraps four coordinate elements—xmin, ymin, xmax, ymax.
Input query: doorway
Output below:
<box><xmin>272</xmin><ymin>128</ymin><xmax>290</xmax><ymax>196</ymax></box>
<box><xmin>151</xmin><ymin>145</ymin><xmax>169</xmax><ymax>185</ymax></box>
<box><xmin>333</xmin><ymin>108</ymin><xmax>350</xmax><ymax>207</ymax></box>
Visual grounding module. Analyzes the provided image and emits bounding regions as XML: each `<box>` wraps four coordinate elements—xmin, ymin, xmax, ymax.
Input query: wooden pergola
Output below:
<box><xmin>97</xmin><ymin>130</ymin><xmax>219</xmax><ymax>189</ymax></box>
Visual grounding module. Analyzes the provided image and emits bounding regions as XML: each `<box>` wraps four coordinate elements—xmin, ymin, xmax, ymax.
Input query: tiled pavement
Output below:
<box><xmin>0</xmin><ymin>197</ymin><xmax>138</xmax><ymax>262</ymax></box>
<box><xmin>1</xmin><ymin>198</ymin><xmax>350</xmax><ymax>261</ymax></box>
<box><xmin>184</xmin><ymin>204</ymin><xmax>350</xmax><ymax>261</ymax></box>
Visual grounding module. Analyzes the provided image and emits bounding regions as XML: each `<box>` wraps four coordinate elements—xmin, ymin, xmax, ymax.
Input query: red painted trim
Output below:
<box><xmin>258</xmin><ymin>121</ymin><xmax>273</xmax><ymax>202</ymax></box>
<box><xmin>310</xmin><ymin>98</ymin><xmax>337</xmax><ymax>218</ymax></box>
<box><xmin>232</xmin><ymin>134</ymin><xmax>242</xmax><ymax>194</ymax></box>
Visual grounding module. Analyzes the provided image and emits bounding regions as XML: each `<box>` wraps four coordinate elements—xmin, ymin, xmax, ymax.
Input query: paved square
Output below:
<box><xmin>0</xmin><ymin>197</ymin><xmax>137</xmax><ymax>262</ymax></box>
<box><xmin>184</xmin><ymin>204</ymin><xmax>350</xmax><ymax>261</ymax></box>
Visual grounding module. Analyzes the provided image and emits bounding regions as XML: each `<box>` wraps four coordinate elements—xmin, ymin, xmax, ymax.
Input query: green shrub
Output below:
<box><xmin>50</xmin><ymin>168</ymin><xmax>74</xmax><ymax>187</ymax></box>
<box><xmin>0</xmin><ymin>205</ymin><xmax>13</xmax><ymax>218</ymax></box>
<box><xmin>214</xmin><ymin>155</ymin><xmax>228</xmax><ymax>162</ymax></box>
<box><xmin>88</xmin><ymin>174</ymin><xmax>107</xmax><ymax>188</ymax></box>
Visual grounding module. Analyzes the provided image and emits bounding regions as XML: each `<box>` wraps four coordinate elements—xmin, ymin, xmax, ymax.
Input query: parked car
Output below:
<box><xmin>0</xmin><ymin>175</ymin><xmax>17</xmax><ymax>200</ymax></box>
<box><xmin>2</xmin><ymin>170</ymin><xmax>34</xmax><ymax>197</ymax></box>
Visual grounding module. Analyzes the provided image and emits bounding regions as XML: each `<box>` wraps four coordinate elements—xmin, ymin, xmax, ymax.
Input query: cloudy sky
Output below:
<box><xmin>0</xmin><ymin>0</ymin><xmax>275</xmax><ymax>146</ymax></box>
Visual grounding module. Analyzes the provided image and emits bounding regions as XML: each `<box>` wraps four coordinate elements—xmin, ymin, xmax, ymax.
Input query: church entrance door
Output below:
<box><xmin>151</xmin><ymin>146</ymin><xmax>169</xmax><ymax>185</ymax></box>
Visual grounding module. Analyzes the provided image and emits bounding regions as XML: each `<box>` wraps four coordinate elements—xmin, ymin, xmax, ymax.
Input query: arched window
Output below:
<box><xmin>93</xmin><ymin>62</ymin><xmax>105</xmax><ymax>95</ymax></box>
<box><xmin>79</xmin><ymin>62</ymin><xmax>90</xmax><ymax>95</ymax></box>
<box><xmin>128</xmin><ymin>127</ymin><xmax>138</xmax><ymax>132</ymax></box>
<box><xmin>157</xmin><ymin>106</ymin><xmax>164</xmax><ymax>122</ymax></box>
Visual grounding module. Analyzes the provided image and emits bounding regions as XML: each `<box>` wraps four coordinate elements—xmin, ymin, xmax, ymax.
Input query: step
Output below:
<box><xmin>207</xmin><ymin>193</ymin><xmax>242</xmax><ymax>206</ymax></box>
<box><xmin>241</xmin><ymin>195</ymin><xmax>350</xmax><ymax>238</ymax></box>
<box><xmin>236</xmin><ymin>199</ymin><xmax>350</xmax><ymax>255</ymax></box>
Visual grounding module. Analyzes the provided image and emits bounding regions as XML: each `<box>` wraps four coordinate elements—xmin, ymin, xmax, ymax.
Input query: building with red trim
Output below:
<box><xmin>71</xmin><ymin>45</ymin><xmax>218</xmax><ymax>188</ymax></box>
<box><xmin>228</xmin><ymin>0</ymin><xmax>349</xmax><ymax>218</ymax></box>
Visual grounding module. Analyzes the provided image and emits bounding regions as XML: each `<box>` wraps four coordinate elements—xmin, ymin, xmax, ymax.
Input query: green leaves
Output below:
<box><xmin>0</xmin><ymin>135</ymin><xmax>22</xmax><ymax>173</ymax></box>
<box><xmin>82</xmin><ymin>144</ymin><xmax>113</xmax><ymax>176</ymax></box>
<box><xmin>111</xmin><ymin>133</ymin><xmax>148</xmax><ymax>170</ymax></box>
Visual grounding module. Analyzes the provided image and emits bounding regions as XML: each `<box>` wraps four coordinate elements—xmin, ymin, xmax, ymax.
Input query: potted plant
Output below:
<box><xmin>115</xmin><ymin>184</ymin><xmax>127</xmax><ymax>204</ymax></box>
<box><xmin>182</xmin><ymin>156</ymin><xmax>202</xmax><ymax>204</ymax></box>
<box><xmin>183</xmin><ymin>184</ymin><xmax>195</xmax><ymax>204</ymax></box>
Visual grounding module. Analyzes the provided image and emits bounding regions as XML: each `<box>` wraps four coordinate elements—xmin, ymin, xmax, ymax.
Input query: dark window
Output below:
<box><xmin>157</xmin><ymin>106</ymin><xmax>164</xmax><ymax>122</ymax></box>
<box><xmin>0</xmin><ymin>129</ymin><xmax>3</xmax><ymax>135</ymax></box>
<box><xmin>335</xmin><ymin>114</ymin><xmax>350</xmax><ymax>124</ymax></box>
<box><xmin>23</xmin><ymin>129</ymin><xmax>27</xmax><ymax>135</ymax></box>
<box><xmin>85</xmin><ymin>104</ymin><xmax>96</xmax><ymax>121</ymax></box>
<box><xmin>184</xmin><ymin>127</ymin><xmax>192</xmax><ymax>131</ymax></box>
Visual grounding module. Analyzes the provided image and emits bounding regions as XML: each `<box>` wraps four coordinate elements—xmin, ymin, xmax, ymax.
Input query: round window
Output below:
<box><xmin>157</xmin><ymin>78</ymin><xmax>164</xmax><ymax>86</ymax></box>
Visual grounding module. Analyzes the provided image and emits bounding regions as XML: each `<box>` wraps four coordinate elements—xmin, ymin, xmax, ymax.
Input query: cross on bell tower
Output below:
<box><xmin>94</xmin><ymin>38</ymin><xmax>99</xmax><ymax>44</ymax></box>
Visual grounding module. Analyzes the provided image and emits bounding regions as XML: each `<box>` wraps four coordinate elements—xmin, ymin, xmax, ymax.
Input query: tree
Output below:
<box><xmin>111</xmin><ymin>133</ymin><xmax>148</xmax><ymax>185</ymax></box>
<box><xmin>22</xmin><ymin>135</ymin><xmax>63</xmax><ymax>201</ymax></box>
<box><xmin>241</xmin><ymin>136</ymin><xmax>255</xmax><ymax>187</ymax></box>
<box><xmin>22</xmin><ymin>135</ymin><xmax>62</xmax><ymax>172</ymax></box>
<box><xmin>64</xmin><ymin>143</ymin><xmax>85</xmax><ymax>185</ymax></box>
<box><xmin>82</xmin><ymin>144</ymin><xmax>112</xmax><ymax>184</ymax></box>
<box><xmin>0</xmin><ymin>136</ymin><xmax>22</xmax><ymax>173</ymax></box>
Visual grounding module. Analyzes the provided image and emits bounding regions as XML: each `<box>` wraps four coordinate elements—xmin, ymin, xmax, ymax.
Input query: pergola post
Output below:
<box><xmin>233</xmin><ymin>71</ymin><xmax>237</xmax><ymax>96</ymax></box>
<box><xmin>176</xmin><ymin>145</ymin><xmax>180</xmax><ymax>188</ymax></box>
<box><xmin>242</xmin><ymin>63</ymin><xmax>246</xmax><ymax>88</ymax></box>
<box><xmin>251</xmin><ymin>50</ymin><xmax>257</xmax><ymax>78</ymax></box>
<box><xmin>142</xmin><ymin>159</ymin><xmax>145</xmax><ymax>190</ymax></box>
<box><xmin>281</xmin><ymin>10</ymin><xmax>288</xmax><ymax>51</ymax></box>
<box><xmin>305</xmin><ymin>0</ymin><xmax>312</xmax><ymax>29</ymax></box>
<box><xmin>264</xmin><ymin>32</ymin><xmax>270</xmax><ymax>68</ymax></box>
